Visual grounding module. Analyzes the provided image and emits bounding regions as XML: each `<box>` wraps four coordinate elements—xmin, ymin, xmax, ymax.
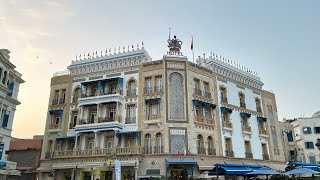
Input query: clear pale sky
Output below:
<box><xmin>1</xmin><ymin>0</ymin><xmax>319</xmax><ymax>138</ymax></box>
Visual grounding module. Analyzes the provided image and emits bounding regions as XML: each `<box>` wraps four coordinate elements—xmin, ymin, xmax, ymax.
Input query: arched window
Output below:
<box><xmin>144</xmin><ymin>134</ymin><xmax>152</xmax><ymax>154</ymax></box>
<box><xmin>127</xmin><ymin>80</ymin><xmax>136</xmax><ymax>96</ymax></box>
<box><xmin>207</xmin><ymin>136</ymin><xmax>215</xmax><ymax>155</ymax></box>
<box><xmin>73</xmin><ymin>87</ymin><xmax>81</xmax><ymax>103</ymax></box>
<box><xmin>197</xmin><ymin>135</ymin><xmax>205</xmax><ymax>154</ymax></box>
<box><xmin>155</xmin><ymin>133</ymin><xmax>163</xmax><ymax>153</ymax></box>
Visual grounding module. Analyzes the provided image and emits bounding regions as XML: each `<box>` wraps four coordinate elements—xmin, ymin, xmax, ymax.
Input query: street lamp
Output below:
<box><xmin>106</xmin><ymin>153</ymin><xmax>117</xmax><ymax>179</ymax></box>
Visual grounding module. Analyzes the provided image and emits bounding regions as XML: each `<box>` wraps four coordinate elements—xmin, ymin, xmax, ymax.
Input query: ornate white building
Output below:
<box><xmin>0</xmin><ymin>49</ymin><xmax>24</xmax><ymax>177</ymax></box>
<box><xmin>38</xmin><ymin>37</ymin><xmax>288</xmax><ymax>180</ymax></box>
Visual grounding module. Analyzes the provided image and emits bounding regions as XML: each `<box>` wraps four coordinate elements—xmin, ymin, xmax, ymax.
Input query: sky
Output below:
<box><xmin>0</xmin><ymin>0</ymin><xmax>319</xmax><ymax>138</ymax></box>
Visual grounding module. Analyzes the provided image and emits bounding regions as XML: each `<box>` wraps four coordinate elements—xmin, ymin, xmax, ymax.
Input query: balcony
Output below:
<box><xmin>221</xmin><ymin>97</ymin><xmax>228</xmax><ymax>103</ymax></box>
<box><xmin>225</xmin><ymin>150</ymin><xmax>234</xmax><ymax>157</ymax></box>
<box><xmin>263</xmin><ymin>154</ymin><xmax>270</xmax><ymax>160</ymax></box>
<box><xmin>143</xmin><ymin>146</ymin><xmax>152</xmax><ymax>154</ymax></box>
<box><xmin>154</xmin><ymin>146</ymin><xmax>164</xmax><ymax>154</ymax></box>
<box><xmin>98</xmin><ymin>117</ymin><xmax>119</xmax><ymax>123</ymax></box>
<box><xmin>259</xmin><ymin>129</ymin><xmax>267</xmax><ymax>135</ymax></box>
<box><xmin>50</xmin><ymin>124</ymin><xmax>60</xmax><ymax>129</ymax></box>
<box><xmin>195</xmin><ymin>116</ymin><xmax>214</xmax><ymax>125</ymax></box>
<box><xmin>78</xmin><ymin>90</ymin><xmax>124</xmax><ymax>106</ymax></box>
<box><xmin>208</xmin><ymin>148</ymin><xmax>216</xmax><ymax>155</ymax></box>
<box><xmin>75</xmin><ymin>116</ymin><xmax>122</xmax><ymax>132</ymax></box>
<box><xmin>144</xmin><ymin>87</ymin><xmax>152</xmax><ymax>94</ymax></box>
<box><xmin>154</xmin><ymin>86</ymin><xmax>163</xmax><ymax>93</ymax></box>
<box><xmin>242</xmin><ymin>125</ymin><xmax>251</xmax><ymax>132</ymax></box>
<box><xmin>245</xmin><ymin>152</ymin><xmax>253</xmax><ymax>159</ymax></box>
<box><xmin>222</xmin><ymin>121</ymin><xmax>233</xmax><ymax>129</ymax></box>
<box><xmin>126</xmin><ymin>89</ymin><xmax>137</xmax><ymax>96</ymax></box>
<box><xmin>145</xmin><ymin>114</ymin><xmax>160</xmax><ymax>120</ymax></box>
<box><xmin>194</xmin><ymin>88</ymin><xmax>202</xmax><ymax>96</ymax></box>
<box><xmin>197</xmin><ymin>147</ymin><xmax>206</xmax><ymax>155</ymax></box>
<box><xmin>54</xmin><ymin>146</ymin><xmax>141</xmax><ymax>158</ymax></box>
<box><xmin>203</xmin><ymin>91</ymin><xmax>211</xmax><ymax>98</ymax></box>
<box><xmin>125</xmin><ymin>117</ymin><xmax>136</xmax><ymax>124</ymax></box>
<box><xmin>240</xmin><ymin>102</ymin><xmax>246</xmax><ymax>108</ymax></box>
<box><xmin>256</xmin><ymin>107</ymin><xmax>262</xmax><ymax>113</ymax></box>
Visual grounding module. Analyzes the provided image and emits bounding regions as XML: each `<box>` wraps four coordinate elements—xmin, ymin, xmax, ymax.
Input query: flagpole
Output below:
<box><xmin>192</xmin><ymin>35</ymin><xmax>194</xmax><ymax>63</ymax></box>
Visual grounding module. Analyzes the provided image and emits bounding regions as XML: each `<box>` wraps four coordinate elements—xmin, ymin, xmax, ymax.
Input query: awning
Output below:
<box><xmin>287</xmin><ymin>162</ymin><xmax>320</xmax><ymax>172</ymax></box>
<box><xmin>192</xmin><ymin>100</ymin><xmax>216</xmax><ymax>109</ymax></box>
<box><xmin>116</xmin><ymin>131</ymin><xmax>141</xmax><ymax>135</ymax></box>
<box><xmin>56</xmin><ymin>136</ymin><xmax>76</xmax><ymax>141</ymax></box>
<box><xmin>81</xmin><ymin>77</ymin><xmax>122</xmax><ymax>86</ymax></box>
<box><xmin>257</xmin><ymin>117</ymin><xmax>267</xmax><ymax>122</ymax></box>
<box><xmin>0</xmin><ymin>161</ymin><xmax>6</xmax><ymax>167</ymax></box>
<box><xmin>145</xmin><ymin>98</ymin><xmax>161</xmax><ymax>104</ymax></box>
<box><xmin>49</xmin><ymin>109</ymin><xmax>63</xmax><ymax>115</ymax></box>
<box><xmin>210</xmin><ymin>164</ymin><xmax>267</xmax><ymax>175</ymax></box>
<box><xmin>165</xmin><ymin>158</ymin><xmax>197</xmax><ymax>165</ymax></box>
<box><xmin>36</xmin><ymin>166</ymin><xmax>53</xmax><ymax>172</ymax></box>
<box><xmin>220</xmin><ymin>107</ymin><xmax>233</xmax><ymax>114</ymax></box>
<box><xmin>240</xmin><ymin>112</ymin><xmax>251</xmax><ymax>118</ymax></box>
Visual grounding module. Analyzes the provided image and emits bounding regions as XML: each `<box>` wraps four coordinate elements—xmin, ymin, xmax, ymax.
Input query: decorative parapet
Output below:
<box><xmin>68</xmin><ymin>46</ymin><xmax>151</xmax><ymax>77</ymax></box>
<box><xmin>53</xmin><ymin>70</ymin><xmax>70</xmax><ymax>77</ymax></box>
<box><xmin>197</xmin><ymin>52</ymin><xmax>264</xmax><ymax>89</ymax></box>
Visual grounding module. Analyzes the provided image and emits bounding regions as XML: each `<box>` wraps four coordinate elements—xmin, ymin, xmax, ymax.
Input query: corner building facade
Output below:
<box><xmin>38</xmin><ymin>43</ymin><xmax>287</xmax><ymax>179</ymax></box>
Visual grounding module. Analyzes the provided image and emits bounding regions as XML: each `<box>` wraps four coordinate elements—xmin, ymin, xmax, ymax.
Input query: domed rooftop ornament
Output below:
<box><xmin>167</xmin><ymin>29</ymin><xmax>182</xmax><ymax>52</ymax></box>
<box><xmin>312</xmin><ymin>110</ymin><xmax>320</xmax><ymax>118</ymax></box>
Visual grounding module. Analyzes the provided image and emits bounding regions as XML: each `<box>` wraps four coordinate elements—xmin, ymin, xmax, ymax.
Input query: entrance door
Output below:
<box><xmin>101</xmin><ymin>171</ymin><xmax>113</xmax><ymax>180</ymax></box>
<box><xmin>171</xmin><ymin>169</ymin><xmax>187</xmax><ymax>180</ymax></box>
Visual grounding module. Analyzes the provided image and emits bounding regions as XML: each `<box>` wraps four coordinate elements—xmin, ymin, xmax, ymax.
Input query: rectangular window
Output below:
<box><xmin>145</xmin><ymin>78</ymin><xmax>151</xmax><ymax>88</ymax></box>
<box><xmin>309</xmin><ymin>156</ymin><xmax>316</xmax><ymax>164</ymax></box>
<box><xmin>0</xmin><ymin>142</ymin><xmax>4</xmax><ymax>159</ymax></box>
<box><xmin>87</xmin><ymin>137</ymin><xmax>94</xmax><ymax>149</ymax></box>
<box><xmin>106</xmin><ymin>136</ymin><xmax>114</xmax><ymax>148</ymax></box>
<box><xmin>149</xmin><ymin>102</ymin><xmax>159</xmax><ymax>115</ymax></box>
<box><xmin>155</xmin><ymin>76</ymin><xmax>162</xmax><ymax>87</ymax></box>
<box><xmin>128</xmin><ymin>105</ymin><xmax>135</xmax><ymax>117</ymax></box>
<box><xmin>287</xmin><ymin>130</ymin><xmax>294</xmax><ymax>142</ymax></box>
<box><xmin>267</xmin><ymin>106</ymin><xmax>274</xmax><ymax>124</ymax></box>
<box><xmin>271</xmin><ymin>130</ymin><xmax>279</xmax><ymax>148</ymax></box>
<box><xmin>127</xmin><ymin>135</ymin><xmax>135</xmax><ymax>147</ymax></box>
<box><xmin>2</xmin><ymin>110</ymin><xmax>9</xmax><ymax>128</ymax></box>
<box><xmin>305</xmin><ymin>142</ymin><xmax>314</xmax><ymax>149</ymax></box>
<box><xmin>314</xmin><ymin>127</ymin><xmax>320</xmax><ymax>133</ymax></box>
<box><xmin>204</xmin><ymin>107</ymin><xmax>209</xmax><ymax>118</ymax></box>
<box><xmin>303</xmin><ymin>127</ymin><xmax>312</xmax><ymax>134</ymax></box>
<box><xmin>109</xmin><ymin>108</ymin><xmax>115</xmax><ymax>120</ymax></box>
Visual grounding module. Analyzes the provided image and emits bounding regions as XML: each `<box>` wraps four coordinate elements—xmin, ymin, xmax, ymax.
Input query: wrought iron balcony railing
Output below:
<box><xmin>125</xmin><ymin>117</ymin><xmax>136</xmax><ymax>124</ymax></box>
<box><xmin>225</xmin><ymin>150</ymin><xmax>234</xmax><ymax>157</ymax></box>
<box><xmin>245</xmin><ymin>152</ymin><xmax>253</xmax><ymax>159</ymax></box>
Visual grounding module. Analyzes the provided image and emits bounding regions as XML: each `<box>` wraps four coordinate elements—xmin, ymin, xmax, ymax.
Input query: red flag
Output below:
<box><xmin>190</xmin><ymin>36</ymin><xmax>193</xmax><ymax>50</ymax></box>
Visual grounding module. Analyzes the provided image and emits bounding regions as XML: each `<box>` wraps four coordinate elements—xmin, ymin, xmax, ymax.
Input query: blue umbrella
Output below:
<box><xmin>246</xmin><ymin>168</ymin><xmax>281</xmax><ymax>180</ymax></box>
<box><xmin>285</xmin><ymin>167</ymin><xmax>320</xmax><ymax>175</ymax></box>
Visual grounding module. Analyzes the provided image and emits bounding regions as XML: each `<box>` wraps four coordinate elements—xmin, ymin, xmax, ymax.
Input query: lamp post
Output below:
<box><xmin>106</xmin><ymin>153</ymin><xmax>117</xmax><ymax>180</ymax></box>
